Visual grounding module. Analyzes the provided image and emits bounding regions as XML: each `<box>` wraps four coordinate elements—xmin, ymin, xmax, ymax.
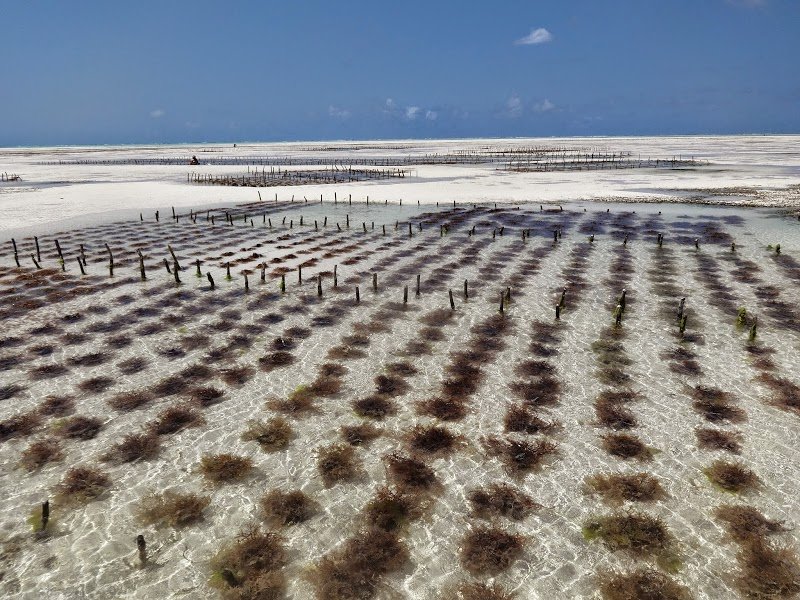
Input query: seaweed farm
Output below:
<box><xmin>1</xmin><ymin>198</ymin><xmax>800</xmax><ymax>599</ymax></box>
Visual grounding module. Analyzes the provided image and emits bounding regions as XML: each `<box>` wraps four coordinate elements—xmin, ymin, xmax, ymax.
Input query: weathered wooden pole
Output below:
<box><xmin>449</xmin><ymin>289</ymin><xmax>455</xmax><ymax>310</ymax></box>
<box><xmin>559</xmin><ymin>288</ymin><xmax>567</xmax><ymax>308</ymax></box>
<box><xmin>281</xmin><ymin>274</ymin><xmax>286</xmax><ymax>293</ymax></box>
<box><xmin>555</xmin><ymin>304</ymin><xmax>561</xmax><ymax>320</ymax></box>
<box><xmin>372</xmin><ymin>273</ymin><xmax>377</xmax><ymax>292</ymax></box>
<box><xmin>333</xmin><ymin>265</ymin><xmax>338</xmax><ymax>288</ymax></box>
<box><xmin>41</xmin><ymin>500</ymin><xmax>49</xmax><ymax>532</ymax></box>
<box><xmin>139</xmin><ymin>255</ymin><xmax>146</xmax><ymax>280</ymax></box>
<box><xmin>207</xmin><ymin>272</ymin><xmax>215</xmax><ymax>290</ymax></box>
<box><xmin>77</xmin><ymin>257</ymin><xmax>86</xmax><ymax>275</ymax></box>
<box><xmin>137</xmin><ymin>535</ymin><xmax>147</xmax><ymax>567</ymax></box>
<box><xmin>164</xmin><ymin>258</ymin><xmax>172</xmax><ymax>274</ymax></box>
<box><xmin>355</xmin><ymin>286</ymin><xmax>360</xmax><ymax>303</ymax></box>
<box><xmin>298</xmin><ymin>265</ymin><xmax>302</xmax><ymax>284</ymax></box>
<box><xmin>416</xmin><ymin>274</ymin><xmax>421</xmax><ymax>297</ymax></box>
<box><xmin>260</xmin><ymin>263</ymin><xmax>266</xmax><ymax>282</ymax></box>
<box><xmin>31</xmin><ymin>255</ymin><xmax>41</xmax><ymax>269</ymax></box>
<box><xmin>464</xmin><ymin>279</ymin><xmax>468</xmax><ymax>299</ymax></box>
<box><xmin>499</xmin><ymin>291</ymin><xmax>504</xmax><ymax>314</ymax></box>
<box><xmin>226</xmin><ymin>263</ymin><xmax>232</xmax><ymax>280</ymax></box>
<box><xmin>34</xmin><ymin>236</ymin><xmax>41</xmax><ymax>263</ymax></box>
<box><xmin>196</xmin><ymin>259</ymin><xmax>202</xmax><ymax>277</ymax></box>
<box><xmin>173</xmin><ymin>260</ymin><xmax>181</xmax><ymax>284</ymax></box>
<box><xmin>403</xmin><ymin>285</ymin><xmax>408</xmax><ymax>304</ymax></box>
<box><xmin>244</xmin><ymin>273</ymin><xmax>249</xmax><ymax>292</ymax></box>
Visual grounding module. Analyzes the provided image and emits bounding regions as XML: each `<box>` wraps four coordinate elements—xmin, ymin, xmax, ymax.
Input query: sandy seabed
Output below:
<box><xmin>1</xmin><ymin>138</ymin><xmax>800</xmax><ymax>600</ymax></box>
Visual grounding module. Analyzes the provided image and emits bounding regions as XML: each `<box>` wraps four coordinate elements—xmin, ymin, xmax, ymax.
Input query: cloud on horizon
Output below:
<box><xmin>328</xmin><ymin>105</ymin><xmax>351</xmax><ymax>119</ymax></box>
<box><xmin>515</xmin><ymin>27</ymin><xmax>553</xmax><ymax>45</ymax></box>
<box><xmin>150</xmin><ymin>109</ymin><xmax>165</xmax><ymax>118</ymax></box>
<box><xmin>534</xmin><ymin>98</ymin><xmax>556</xmax><ymax>112</ymax></box>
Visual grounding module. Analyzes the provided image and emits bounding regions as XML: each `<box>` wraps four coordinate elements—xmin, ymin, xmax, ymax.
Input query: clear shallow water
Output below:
<box><xmin>0</xmin><ymin>201</ymin><xmax>799</xmax><ymax>599</ymax></box>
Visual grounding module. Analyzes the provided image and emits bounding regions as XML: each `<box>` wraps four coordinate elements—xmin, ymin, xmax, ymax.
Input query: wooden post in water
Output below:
<box><xmin>41</xmin><ymin>500</ymin><xmax>49</xmax><ymax>532</ymax></box>
<box><xmin>449</xmin><ymin>289</ymin><xmax>455</xmax><ymax>310</ymax></box>
<box><xmin>416</xmin><ymin>274</ymin><xmax>421</xmax><ymax>296</ymax></box>
<box><xmin>137</xmin><ymin>535</ymin><xmax>147</xmax><ymax>567</ymax></box>
<box><xmin>555</xmin><ymin>304</ymin><xmax>561</xmax><ymax>320</ymax></box>
<box><xmin>403</xmin><ymin>286</ymin><xmax>408</xmax><ymax>305</ymax></box>
<box><xmin>34</xmin><ymin>237</ymin><xmax>41</xmax><ymax>262</ymax></box>
<box><xmin>77</xmin><ymin>257</ymin><xmax>86</xmax><ymax>275</ymax></box>
<box><xmin>139</xmin><ymin>255</ymin><xmax>146</xmax><ymax>280</ymax></box>
<box><xmin>355</xmin><ymin>286</ymin><xmax>360</xmax><ymax>304</ymax></box>
<box><xmin>207</xmin><ymin>272</ymin><xmax>215</xmax><ymax>290</ymax></box>
<box><xmin>281</xmin><ymin>274</ymin><xmax>286</xmax><ymax>293</ymax></box>
<box><xmin>372</xmin><ymin>273</ymin><xmax>377</xmax><ymax>292</ymax></box>
<box><xmin>464</xmin><ymin>279</ymin><xmax>468</xmax><ymax>299</ymax></box>
<box><xmin>173</xmin><ymin>260</ymin><xmax>180</xmax><ymax>284</ymax></box>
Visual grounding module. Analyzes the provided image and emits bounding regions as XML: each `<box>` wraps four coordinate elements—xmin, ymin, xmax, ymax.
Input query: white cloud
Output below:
<box><xmin>515</xmin><ymin>27</ymin><xmax>553</xmax><ymax>46</ymax></box>
<box><xmin>150</xmin><ymin>109</ymin><xmax>165</xmax><ymax>118</ymax></box>
<box><xmin>505</xmin><ymin>94</ymin><xmax>523</xmax><ymax>118</ymax></box>
<box><xmin>328</xmin><ymin>105</ymin><xmax>351</xmax><ymax>119</ymax></box>
<box><xmin>405</xmin><ymin>106</ymin><xmax>421</xmax><ymax>120</ymax></box>
<box><xmin>534</xmin><ymin>98</ymin><xmax>556</xmax><ymax>112</ymax></box>
<box><xmin>425</xmin><ymin>110</ymin><xmax>438</xmax><ymax>121</ymax></box>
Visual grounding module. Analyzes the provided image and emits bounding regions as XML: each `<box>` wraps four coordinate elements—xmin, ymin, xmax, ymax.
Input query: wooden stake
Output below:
<box><xmin>34</xmin><ymin>236</ymin><xmax>41</xmax><ymax>262</ymax></box>
<box><xmin>41</xmin><ymin>500</ymin><xmax>49</xmax><ymax>531</ymax></box>
<box><xmin>555</xmin><ymin>304</ymin><xmax>560</xmax><ymax>320</ymax></box>
<box><xmin>139</xmin><ymin>255</ymin><xmax>146</xmax><ymax>280</ymax></box>
<box><xmin>449</xmin><ymin>289</ymin><xmax>455</xmax><ymax>310</ymax></box>
<box><xmin>31</xmin><ymin>255</ymin><xmax>41</xmax><ymax>269</ymax></box>
<box><xmin>403</xmin><ymin>285</ymin><xmax>408</xmax><ymax>304</ymax></box>
<box><xmin>207</xmin><ymin>272</ymin><xmax>215</xmax><ymax>290</ymax></box>
<box><xmin>244</xmin><ymin>273</ymin><xmax>249</xmax><ymax>292</ymax></box>
<box><xmin>464</xmin><ymin>279</ymin><xmax>468</xmax><ymax>299</ymax></box>
<box><xmin>333</xmin><ymin>265</ymin><xmax>338</xmax><ymax>288</ymax></box>
<box><xmin>372</xmin><ymin>272</ymin><xmax>377</xmax><ymax>292</ymax></box>
<box><xmin>416</xmin><ymin>274</ymin><xmax>421</xmax><ymax>296</ymax></box>
<box><xmin>355</xmin><ymin>286</ymin><xmax>360</xmax><ymax>303</ymax></box>
<box><xmin>281</xmin><ymin>274</ymin><xmax>286</xmax><ymax>293</ymax></box>
<box><xmin>173</xmin><ymin>260</ymin><xmax>180</xmax><ymax>284</ymax></box>
<box><xmin>137</xmin><ymin>535</ymin><xmax>147</xmax><ymax>567</ymax></box>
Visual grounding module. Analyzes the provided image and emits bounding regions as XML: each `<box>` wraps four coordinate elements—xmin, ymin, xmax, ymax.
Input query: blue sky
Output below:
<box><xmin>1</xmin><ymin>0</ymin><xmax>798</xmax><ymax>145</ymax></box>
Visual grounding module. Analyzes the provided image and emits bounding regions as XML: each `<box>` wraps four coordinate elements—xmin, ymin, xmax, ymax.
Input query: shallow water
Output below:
<box><xmin>1</xmin><ymin>200</ymin><xmax>799</xmax><ymax>599</ymax></box>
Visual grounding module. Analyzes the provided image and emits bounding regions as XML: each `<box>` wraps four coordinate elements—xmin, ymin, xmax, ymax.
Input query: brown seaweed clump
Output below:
<box><xmin>362</xmin><ymin>487</ymin><xmax>422</xmax><ymax>532</ymax></box>
<box><xmin>705</xmin><ymin>460</ymin><xmax>762</xmax><ymax>493</ymax></box>
<box><xmin>459</xmin><ymin>526</ymin><xmax>525</xmax><ymax>575</ymax></box>
<box><xmin>444</xmin><ymin>581</ymin><xmax>516</xmax><ymax>600</ymax></box>
<box><xmin>136</xmin><ymin>491</ymin><xmax>211</xmax><ymax>528</ymax></box>
<box><xmin>310</xmin><ymin>528</ymin><xmax>409</xmax><ymax>600</ymax></box>
<box><xmin>260</xmin><ymin>489</ymin><xmax>318</xmax><ymax>526</ymax></box>
<box><xmin>583</xmin><ymin>512</ymin><xmax>676</xmax><ymax>565</ymax></box>
<box><xmin>714</xmin><ymin>505</ymin><xmax>787</xmax><ymax>543</ymax></box>
<box><xmin>584</xmin><ymin>473</ymin><xmax>666</xmax><ymax>506</ymax></box>
<box><xmin>200</xmin><ymin>453</ymin><xmax>254</xmax><ymax>484</ymax></box>
<box><xmin>696</xmin><ymin>428</ymin><xmax>743</xmax><ymax>454</ymax></box>
<box><xmin>734</xmin><ymin>538</ymin><xmax>800</xmax><ymax>599</ymax></box>
<box><xmin>384</xmin><ymin>453</ymin><xmax>438</xmax><ymax>492</ymax></box>
<box><xmin>107</xmin><ymin>390</ymin><xmax>155</xmax><ymax>412</ymax></box>
<box><xmin>55</xmin><ymin>466</ymin><xmax>112</xmax><ymax>505</ymax></box>
<box><xmin>242</xmin><ymin>417</ymin><xmax>293</xmax><ymax>452</ymax></box>
<box><xmin>468</xmin><ymin>482</ymin><xmax>539</xmax><ymax>521</ymax></box>
<box><xmin>416</xmin><ymin>396</ymin><xmax>468</xmax><ymax>421</ymax></box>
<box><xmin>504</xmin><ymin>405</ymin><xmax>559</xmax><ymax>435</ymax></box>
<box><xmin>211</xmin><ymin>527</ymin><xmax>287</xmax><ymax>596</ymax></box>
<box><xmin>0</xmin><ymin>411</ymin><xmax>43</xmax><ymax>442</ymax></box>
<box><xmin>404</xmin><ymin>425</ymin><xmax>462</xmax><ymax>458</ymax></box>
<box><xmin>19</xmin><ymin>437</ymin><xmax>64</xmax><ymax>471</ymax></box>
<box><xmin>601</xmin><ymin>433</ymin><xmax>655</xmax><ymax>461</ymax></box>
<box><xmin>148</xmin><ymin>403</ymin><xmax>206</xmax><ymax>435</ymax></box>
<box><xmin>56</xmin><ymin>415</ymin><xmax>103</xmax><ymax>440</ymax></box>
<box><xmin>317</xmin><ymin>444</ymin><xmax>362</xmax><ymax>487</ymax></box>
<box><xmin>341</xmin><ymin>423</ymin><xmax>382</xmax><ymax>447</ymax></box>
<box><xmin>483</xmin><ymin>437</ymin><xmax>558</xmax><ymax>476</ymax></box>
<box><xmin>597</xmin><ymin>568</ymin><xmax>691</xmax><ymax>600</ymax></box>
<box><xmin>102</xmin><ymin>432</ymin><xmax>161</xmax><ymax>463</ymax></box>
